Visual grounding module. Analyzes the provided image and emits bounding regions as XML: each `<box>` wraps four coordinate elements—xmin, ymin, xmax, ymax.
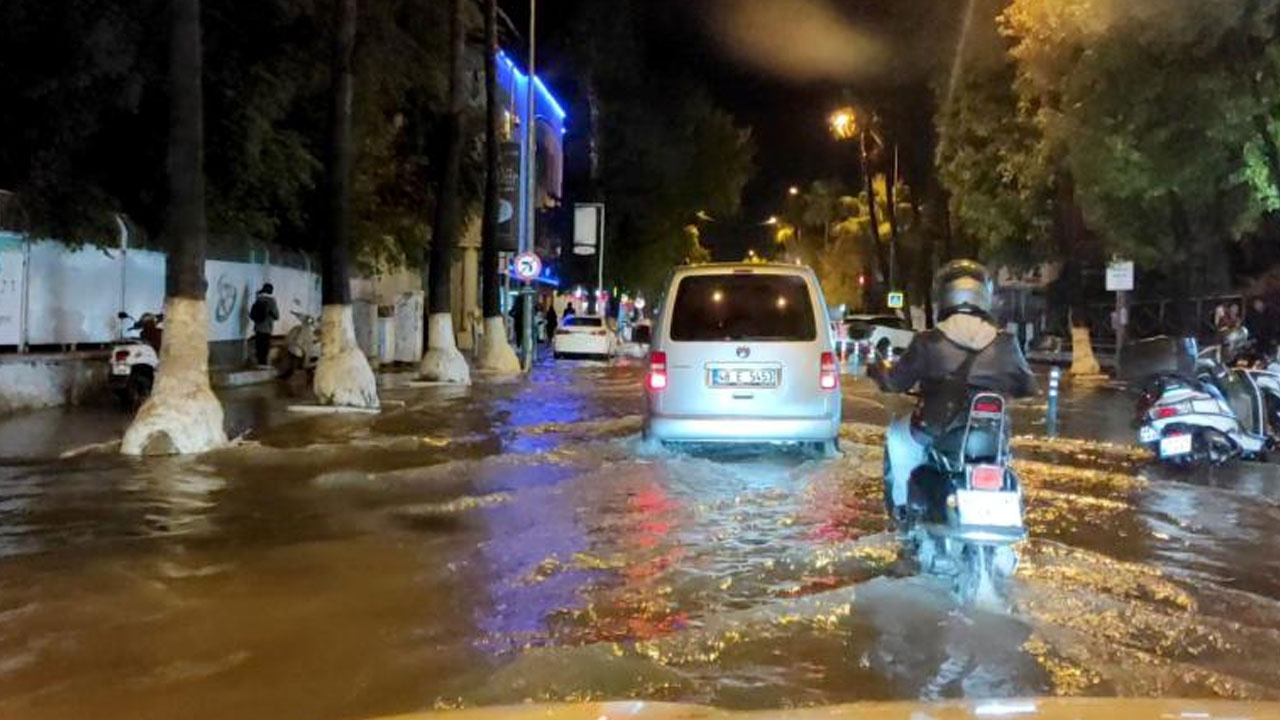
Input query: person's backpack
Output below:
<box><xmin>249</xmin><ymin>297</ymin><xmax>267</xmax><ymax>324</ymax></box>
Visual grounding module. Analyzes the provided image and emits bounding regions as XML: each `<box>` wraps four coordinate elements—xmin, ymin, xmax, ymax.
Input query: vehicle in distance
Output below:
<box><xmin>553</xmin><ymin>315</ymin><xmax>615</xmax><ymax>359</ymax></box>
<box><xmin>841</xmin><ymin>313</ymin><xmax>915</xmax><ymax>359</ymax></box>
<box><xmin>644</xmin><ymin>263</ymin><xmax>841</xmax><ymax>451</ymax></box>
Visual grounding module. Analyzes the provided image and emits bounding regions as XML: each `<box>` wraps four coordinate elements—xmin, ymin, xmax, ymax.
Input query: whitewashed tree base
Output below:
<box><xmin>121</xmin><ymin>297</ymin><xmax>228</xmax><ymax>456</ymax></box>
<box><xmin>476</xmin><ymin>316</ymin><xmax>521</xmax><ymax>373</ymax></box>
<box><xmin>314</xmin><ymin>304</ymin><xmax>381</xmax><ymax>409</ymax></box>
<box><xmin>1069</xmin><ymin>325</ymin><xmax>1102</xmax><ymax>376</ymax></box>
<box><xmin>420</xmin><ymin>313</ymin><xmax>472</xmax><ymax>385</ymax></box>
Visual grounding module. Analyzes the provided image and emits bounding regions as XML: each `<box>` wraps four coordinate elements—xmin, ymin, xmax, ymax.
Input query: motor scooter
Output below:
<box><xmin>109</xmin><ymin>311</ymin><xmax>162</xmax><ymax>410</ymax></box>
<box><xmin>1134</xmin><ymin>332</ymin><xmax>1280</xmax><ymax>465</ymax></box>
<box><xmin>280</xmin><ymin>310</ymin><xmax>320</xmax><ymax>379</ymax></box>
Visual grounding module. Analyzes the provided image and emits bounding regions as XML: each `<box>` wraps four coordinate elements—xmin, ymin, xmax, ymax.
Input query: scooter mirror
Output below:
<box><xmin>117</xmin><ymin>311</ymin><xmax>130</xmax><ymax>319</ymax></box>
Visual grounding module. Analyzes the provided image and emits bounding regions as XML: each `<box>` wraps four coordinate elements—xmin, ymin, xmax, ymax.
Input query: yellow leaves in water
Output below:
<box><xmin>397</xmin><ymin>492</ymin><xmax>512</xmax><ymax>517</ymax></box>
<box><xmin>1022</xmin><ymin>634</ymin><xmax>1104</xmax><ymax>695</ymax></box>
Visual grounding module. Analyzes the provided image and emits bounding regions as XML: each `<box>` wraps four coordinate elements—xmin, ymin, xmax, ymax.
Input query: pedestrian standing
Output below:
<box><xmin>545</xmin><ymin>304</ymin><xmax>558</xmax><ymax>342</ymax></box>
<box><xmin>249</xmin><ymin>283</ymin><xmax>279</xmax><ymax>366</ymax></box>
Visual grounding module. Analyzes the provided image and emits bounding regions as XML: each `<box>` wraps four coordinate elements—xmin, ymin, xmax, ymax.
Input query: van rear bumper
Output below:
<box><xmin>645</xmin><ymin>413</ymin><xmax>839</xmax><ymax>443</ymax></box>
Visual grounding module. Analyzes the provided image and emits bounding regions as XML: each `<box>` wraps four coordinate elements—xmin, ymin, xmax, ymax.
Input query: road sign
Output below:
<box><xmin>513</xmin><ymin>252</ymin><xmax>542</xmax><ymax>282</ymax></box>
<box><xmin>887</xmin><ymin>291</ymin><xmax>905</xmax><ymax>309</ymax></box>
<box><xmin>1105</xmin><ymin>260</ymin><xmax>1134</xmax><ymax>292</ymax></box>
<box><xmin>573</xmin><ymin>203</ymin><xmax>604</xmax><ymax>257</ymax></box>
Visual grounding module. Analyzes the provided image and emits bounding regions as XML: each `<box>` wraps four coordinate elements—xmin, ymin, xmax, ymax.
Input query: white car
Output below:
<box><xmin>553</xmin><ymin>315</ymin><xmax>615</xmax><ymax>359</ymax></box>
<box><xmin>839</xmin><ymin>313</ymin><xmax>915</xmax><ymax>359</ymax></box>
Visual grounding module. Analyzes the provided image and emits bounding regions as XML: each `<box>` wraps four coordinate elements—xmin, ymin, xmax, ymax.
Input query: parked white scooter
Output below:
<box><xmin>109</xmin><ymin>311</ymin><xmax>162</xmax><ymax>410</ymax></box>
<box><xmin>1134</xmin><ymin>333</ymin><xmax>1280</xmax><ymax>465</ymax></box>
<box><xmin>279</xmin><ymin>310</ymin><xmax>319</xmax><ymax>379</ymax></box>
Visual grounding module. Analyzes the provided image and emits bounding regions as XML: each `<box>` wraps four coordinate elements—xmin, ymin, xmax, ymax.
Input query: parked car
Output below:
<box><xmin>840</xmin><ymin>313</ymin><xmax>915</xmax><ymax>359</ymax></box>
<box><xmin>553</xmin><ymin>315</ymin><xmax>616</xmax><ymax>359</ymax></box>
<box><xmin>643</xmin><ymin>262</ymin><xmax>841</xmax><ymax>452</ymax></box>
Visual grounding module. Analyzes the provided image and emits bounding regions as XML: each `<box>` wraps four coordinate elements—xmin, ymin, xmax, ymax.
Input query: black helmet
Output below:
<box><xmin>933</xmin><ymin>259</ymin><xmax>994</xmax><ymax>320</ymax></box>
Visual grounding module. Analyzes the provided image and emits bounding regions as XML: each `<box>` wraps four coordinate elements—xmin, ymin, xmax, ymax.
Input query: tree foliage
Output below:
<box><xmin>568</xmin><ymin>0</ymin><xmax>755</xmax><ymax>296</ymax></box>
<box><xmin>0</xmin><ymin>0</ymin><xmax>471</xmax><ymax>269</ymax></box>
<box><xmin>938</xmin><ymin>0</ymin><xmax>1280</xmax><ymax>290</ymax></box>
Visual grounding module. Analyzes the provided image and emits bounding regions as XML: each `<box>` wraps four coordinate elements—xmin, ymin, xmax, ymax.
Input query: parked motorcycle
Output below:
<box><xmin>885</xmin><ymin>391</ymin><xmax>1025</xmax><ymax>603</ymax></box>
<box><xmin>279</xmin><ymin>310</ymin><xmax>320</xmax><ymax>379</ymax></box>
<box><xmin>1132</xmin><ymin>334</ymin><xmax>1280</xmax><ymax>465</ymax></box>
<box><xmin>109</xmin><ymin>311</ymin><xmax>162</xmax><ymax>410</ymax></box>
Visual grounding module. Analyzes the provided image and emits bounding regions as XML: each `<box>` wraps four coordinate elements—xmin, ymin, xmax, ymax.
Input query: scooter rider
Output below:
<box><xmin>868</xmin><ymin>260</ymin><xmax>1037</xmax><ymax>523</ymax></box>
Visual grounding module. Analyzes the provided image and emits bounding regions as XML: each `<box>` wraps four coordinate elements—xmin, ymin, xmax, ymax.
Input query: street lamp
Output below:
<box><xmin>829</xmin><ymin>105</ymin><xmax>895</xmax><ymax>300</ymax></box>
<box><xmin>765</xmin><ymin>215</ymin><xmax>778</xmax><ymax>226</ymax></box>
<box><xmin>788</xmin><ymin>186</ymin><xmax>800</xmax><ymax>196</ymax></box>
<box><xmin>828</xmin><ymin>108</ymin><xmax>858</xmax><ymax>141</ymax></box>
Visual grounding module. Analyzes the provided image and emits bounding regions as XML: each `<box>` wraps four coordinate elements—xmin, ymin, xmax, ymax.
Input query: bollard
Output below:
<box><xmin>1046</xmin><ymin>365</ymin><xmax>1061</xmax><ymax>437</ymax></box>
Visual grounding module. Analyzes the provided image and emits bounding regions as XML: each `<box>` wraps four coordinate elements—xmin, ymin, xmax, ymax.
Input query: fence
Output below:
<box><xmin>0</xmin><ymin>231</ymin><xmax>321</xmax><ymax>351</ymax></box>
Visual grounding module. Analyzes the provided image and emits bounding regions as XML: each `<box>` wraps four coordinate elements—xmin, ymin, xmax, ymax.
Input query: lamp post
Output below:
<box><xmin>520</xmin><ymin>0</ymin><xmax>537</xmax><ymax>371</ymax></box>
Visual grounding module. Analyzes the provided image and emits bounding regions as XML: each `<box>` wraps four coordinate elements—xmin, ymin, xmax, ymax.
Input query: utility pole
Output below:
<box><xmin>520</xmin><ymin>0</ymin><xmax>537</xmax><ymax>371</ymax></box>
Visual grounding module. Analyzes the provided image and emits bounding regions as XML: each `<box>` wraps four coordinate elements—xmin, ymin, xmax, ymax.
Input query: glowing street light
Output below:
<box><xmin>829</xmin><ymin>107</ymin><xmax>858</xmax><ymax>141</ymax></box>
<box><xmin>765</xmin><ymin>216</ymin><xmax>779</xmax><ymax>225</ymax></box>
<box><xmin>788</xmin><ymin>186</ymin><xmax>800</xmax><ymax>196</ymax></box>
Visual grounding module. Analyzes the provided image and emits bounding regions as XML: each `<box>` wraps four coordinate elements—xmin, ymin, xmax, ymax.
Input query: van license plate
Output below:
<box><xmin>1160</xmin><ymin>434</ymin><xmax>1193</xmax><ymax>458</ymax></box>
<box><xmin>710</xmin><ymin>368</ymin><xmax>778</xmax><ymax>388</ymax></box>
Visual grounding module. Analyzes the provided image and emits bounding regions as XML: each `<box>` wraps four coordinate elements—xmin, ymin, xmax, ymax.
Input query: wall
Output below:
<box><xmin>0</xmin><ymin>353</ymin><xmax>107</xmax><ymax>414</ymax></box>
<box><xmin>0</xmin><ymin>232</ymin><xmax>326</xmax><ymax>352</ymax></box>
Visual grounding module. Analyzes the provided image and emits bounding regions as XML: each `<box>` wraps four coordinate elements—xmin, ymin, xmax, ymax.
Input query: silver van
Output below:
<box><xmin>643</xmin><ymin>263</ymin><xmax>841</xmax><ymax>450</ymax></box>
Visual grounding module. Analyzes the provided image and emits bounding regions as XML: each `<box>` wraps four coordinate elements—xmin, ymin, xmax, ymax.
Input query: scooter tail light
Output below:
<box><xmin>114</xmin><ymin>350</ymin><xmax>130</xmax><ymax>362</ymax></box>
<box><xmin>1155</xmin><ymin>406</ymin><xmax>1180</xmax><ymax>419</ymax></box>
<box><xmin>820</xmin><ymin>351</ymin><xmax>838</xmax><ymax>390</ymax></box>
<box><xmin>647</xmin><ymin>351</ymin><xmax>667</xmax><ymax>391</ymax></box>
<box><xmin>973</xmin><ymin>398</ymin><xmax>1004</xmax><ymax>414</ymax></box>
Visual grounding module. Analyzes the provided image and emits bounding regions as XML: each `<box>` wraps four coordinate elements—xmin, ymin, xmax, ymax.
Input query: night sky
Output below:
<box><xmin>501</xmin><ymin>0</ymin><xmax>970</xmax><ymax>245</ymax></box>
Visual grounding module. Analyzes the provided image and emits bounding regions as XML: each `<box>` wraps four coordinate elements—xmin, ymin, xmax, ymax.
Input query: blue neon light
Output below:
<box><xmin>497</xmin><ymin>51</ymin><xmax>568</xmax><ymax>121</ymax></box>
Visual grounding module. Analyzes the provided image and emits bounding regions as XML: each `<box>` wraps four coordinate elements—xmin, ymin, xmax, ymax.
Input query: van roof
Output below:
<box><xmin>671</xmin><ymin>262</ymin><xmax>815</xmax><ymax>276</ymax></box>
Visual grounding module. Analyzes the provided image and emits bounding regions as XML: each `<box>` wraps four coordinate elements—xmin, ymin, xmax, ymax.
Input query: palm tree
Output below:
<box><xmin>313</xmin><ymin>0</ymin><xmax>379</xmax><ymax>408</ymax></box>
<box><xmin>121</xmin><ymin>0</ymin><xmax>227</xmax><ymax>455</ymax></box>
<box><xmin>476</xmin><ymin>0</ymin><xmax>520</xmax><ymax>372</ymax></box>
<box><xmin>420</xmin><ymin>0</ymin><xmax>471</xmax><ymax>383</ymax></box>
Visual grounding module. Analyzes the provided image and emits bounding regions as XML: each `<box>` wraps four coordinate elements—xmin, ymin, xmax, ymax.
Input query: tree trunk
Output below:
<box><xmin>314</xmin><ymin>0</ymin><xmax>379</xmax><ymax>409</ymax></box>
<box><xmin>1057</xmin><ymin>173</ymin><xmax>1100</xmax><ymax>376</ymax></box>
<box><xmin>476</xmin><ymin>0</ymin><xmax>519</xmax><ymax>372</ymax></box>
<box><xmin>912</xmin><ymin>198</ymin><xmax>935</xmax><ymax>328</ymax></box>
<box><xmin>860</xmin><ymin>132</ymin><xmax>890</xmax><ymax>293</ymax></box>
<box><xmin>122</xmin><ymin>0</ymin><xmax>227</xmax><ymax>455</ymax></box>
<box><xmin>421</xmin><ymin>0</ymin><xmax>471</xmax><ymax>383</ymax></box>
<box><xmin>1168</xmin><ymin>192</ymin><xmax>1199</xmax><ymax>338</ymax></box>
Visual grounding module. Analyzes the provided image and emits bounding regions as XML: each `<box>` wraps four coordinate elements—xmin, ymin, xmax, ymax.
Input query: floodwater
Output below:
<box><xmin>3</xmin><ymin>361</ymin><xmax>1280</xmax><ymax>720</ymax></box>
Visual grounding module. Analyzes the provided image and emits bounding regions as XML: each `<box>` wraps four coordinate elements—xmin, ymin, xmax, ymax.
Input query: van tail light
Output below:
<box><xmin>647</xmin><ymin>351</ymin><xmax>668</xmax><ymax>391</ymax></box>
<box><xmin>591</xmin><ymin>330</ymin><xmax>607</xmax><ymax>336</ymax></box>
<box><xmin>819</xmin><ymin>351</ymin><xmax>838</xmax><ymax>390</ymax></box>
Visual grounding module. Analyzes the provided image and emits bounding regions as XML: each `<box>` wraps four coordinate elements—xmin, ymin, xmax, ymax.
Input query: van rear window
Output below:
<box><xmin>670</xmin><ymin>274</ymin><xmax>816</xmax><ymax>342</ymax></box>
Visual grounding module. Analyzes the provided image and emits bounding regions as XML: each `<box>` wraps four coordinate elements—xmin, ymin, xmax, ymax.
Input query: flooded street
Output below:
<box><xmin>4</xmin><ymin>361</ymin><xmax>1280</xmax><ymax>720</ymax></box>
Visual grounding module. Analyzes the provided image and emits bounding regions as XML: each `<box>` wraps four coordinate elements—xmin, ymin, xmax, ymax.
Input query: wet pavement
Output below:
<box><xmin>3</xmin><ymin>359</ymin><xmax>1280</xmax><ymax>720</ymax></box>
